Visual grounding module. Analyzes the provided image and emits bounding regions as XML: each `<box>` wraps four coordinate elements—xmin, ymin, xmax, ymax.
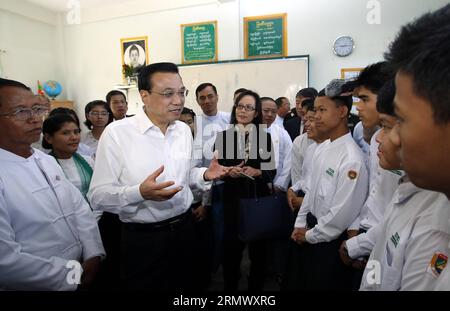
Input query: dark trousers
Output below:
<box><xmin>351</xmin><ymin>228</ymin><xmax>369</xmax><ymax>291</ymax></box>
<box><xmin>223</xmin><ymin>237</ymin><xmax>267</xmax><ymax>291</ymax></box>
<box><xmin>94</xmin><ymin>212</ymin><xmax>122</xmax><ymax>290</ymax></box>
<box><xmin>222</xmin><ymin>200</ymin><xmax>267</xmax><ymax>291</ymax></box>
<box><xmin>283</xmin><ymin>213</ymin><xmax>353</xmax><ymax>290</ymax></box>
<box><xmin>191</xmin><ymin>203</ymin><xmax>213</xmax><ymax>290</ymax></box>
<box><xmin>120</xmin><ymin>210</ymin><xmax>195</xmax><ymax>291</ymax></box>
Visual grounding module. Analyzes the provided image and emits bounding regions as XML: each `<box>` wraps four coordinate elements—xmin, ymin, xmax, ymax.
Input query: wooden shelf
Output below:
<box><xmin>50</xmin><ymin>100</ymin><xmax>74</xmax><ymax>111</ymax></box>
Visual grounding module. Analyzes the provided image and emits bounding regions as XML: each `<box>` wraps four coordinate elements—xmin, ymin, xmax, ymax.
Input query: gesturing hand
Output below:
<box><xmin>139</xmin><ymin>165</ymin><xmax>182</xmax><ymax>201</ymax></box>
<box><xmin>204</xmin><ymin>151</ymin><xmax>232</xmax><ymax>181</ymax></box>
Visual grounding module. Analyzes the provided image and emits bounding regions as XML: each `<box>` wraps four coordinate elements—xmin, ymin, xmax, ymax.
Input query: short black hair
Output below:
<box><xmin>42</xmin><ymin>113</ymin><xmax>79</xmax><ymax>150</ymax></box>
<box><xmin>181</xmin><ymin>107</ymin><xmax>196</xmax><ymax>118</ymax></box>
<box><xmin>195</xmin><ymin>83</ymin><xmax>217</xmax><ymax>97</ymax></box>
<box><xmin>301</xmin><ymin>98</ymin><xmax>315</xmax><ymax>112</ymax></box>
<box><xmin>0</xmin><ymin>78</ymin><xmax>31</xmax><ymax>108</ymax></box>
<box><xmin>296</xmin><ymin>87</ymin><xmax>318</xmax><ymax>99</ymax></box>
<box><xmin>106</xmin><ymin>90</ymin><xmax>126</xmax><ymax>105</ymax></box>
<box><xmin>49</xmin><ymin>107</ymin><xmax>80</xmax><ymax>128</ymax></box>
<box><xmin>230</xmin><ymin>90</ymin><xmax>262</xmax><ymax>126</ymax></box>
<box><xmin>376</xmin><ymin>79</ymin><xmax>396</xmax><ymax>116</ymax></box>
<box><xmin>138</xmin><ymin>62</ymin><xmax>179</xmax><ymax>91</ymax></box>
<box><xmin>275</xmin><ymin>97</ymin><xmax>288</xmax><ymax>108</ymax></box>
<box><xmin>260</xmin><ymin>96</ymin><xmax>275</xmax><ymax>103</ymax></box>
<box><xmin>385</xmin><ymin>4</ymin><xmax>450</xmax><ymax>123</ymax></box>
<box><xmin>234</xmin><ymin>88</ymin><xmax>248</xmax><ymax>96</ymax></box>
<box><xmin>84</xmin><ymin>100</ymin><xmax>113</xmax><ymax>130</ymax></box>
<box><xmin>354</xmin><ymin>61</ymin><xmax>393</xmax><ymax>94</ymax></box>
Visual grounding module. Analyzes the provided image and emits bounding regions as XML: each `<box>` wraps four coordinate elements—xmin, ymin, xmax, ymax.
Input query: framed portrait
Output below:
<box><xmin>341</xmin><ymin>67</ymin><xmax>363</xmax><ymax>80</ymax></box>
<box><xmin>120</xmin><ymin>36</ymin><xmax>149</xmax><ymax>78</ymax></box>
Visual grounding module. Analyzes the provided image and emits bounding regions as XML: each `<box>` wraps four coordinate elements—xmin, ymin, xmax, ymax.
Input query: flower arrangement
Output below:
<box><xmin>122</xmin><ymin>64</ymin><xmax>134</xmax><ymax>77</ymax></box>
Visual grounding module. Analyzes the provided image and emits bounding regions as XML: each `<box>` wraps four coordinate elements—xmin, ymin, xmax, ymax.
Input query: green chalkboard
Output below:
<box><xmin>244</xmin><ymin>13</ymin><xmax>287</xmax><ymax>59</ymax></box>
<box><xmin>181</xmin><ymin>21</ymin><xmax>217</xmax><ymax>64</ymax></box>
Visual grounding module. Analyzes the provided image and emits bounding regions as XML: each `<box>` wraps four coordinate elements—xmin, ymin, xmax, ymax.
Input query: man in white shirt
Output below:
<box><xmin>0</xmin><ymin>78</ymin><xmax>105</xmax><ymax>290</ymax></box>
<box><xmin>383</xmin><ymin>4</ymin><xmax>450</xmax><ymax>290</ymax></box>
<box><xmin>193</xmin><ymin>82</ymin><xmax>231</xmax><ymax>275</ymax></box>
<box><xmin>358</xmin><ymin>79</ymin><xmax>450</xmax><ymax>291</ymax></box>
<box><xmin>287</xmin><ymin>101</ymin><xmax>328</xmax><ymax>212</ymax></box>
<box><xmin>88</xmin><ymin>63</ymin><xmax>228</xmax><ymax>290</ymax></box>
<box><xmin>285</xmin><ymin>80</ymin><xmax>369</xmax><ymax>290</ymax></box>
<box><xmin>290</xmin><ymin>99</ymin><xmax>315</xmax><ymax>187</ymax></box>
<box><xmin>106</xmin><ymin>90</ymin><xmax>132</xmax><ymax>121</ymax></box>
<box><xmin>273</xmin><ymin>97</ymin><xmax>290</xmax><ymax>127</ymax></box>
<box><xmin>338</xmin><ymin>63</ymin><xmax>398</xmax><ymax>288</ymax></box>
<box><xmin>260</xmin><ymin>97</ymin><xmax>292</xmax><ymax>191</ymax></box>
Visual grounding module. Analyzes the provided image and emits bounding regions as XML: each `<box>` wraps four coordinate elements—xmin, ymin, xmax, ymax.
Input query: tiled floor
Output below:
<box><xmin>208</xmin><ymin>246</ymin><xmax>281</xmax><ymax>291</ymax></box>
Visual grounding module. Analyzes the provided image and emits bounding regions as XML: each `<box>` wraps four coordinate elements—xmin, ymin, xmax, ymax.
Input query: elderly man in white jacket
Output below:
<box><xmin>0</xmin><ymin>78</ymin><xmax>105</xmax><ymax>291</ymax></box>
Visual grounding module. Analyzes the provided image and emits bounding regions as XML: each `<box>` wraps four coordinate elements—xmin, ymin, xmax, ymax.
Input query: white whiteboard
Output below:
<box><xmin>179</xmin><ymin>56</ymin><xmax>309</xmax><ymax>115</ymax></box>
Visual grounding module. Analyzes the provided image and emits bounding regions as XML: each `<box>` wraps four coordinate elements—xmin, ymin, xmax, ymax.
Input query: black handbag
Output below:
<box><xmin>238</xmin><ymin>188</ymin><xmax>294</xmax><ymax>243</ymax></box>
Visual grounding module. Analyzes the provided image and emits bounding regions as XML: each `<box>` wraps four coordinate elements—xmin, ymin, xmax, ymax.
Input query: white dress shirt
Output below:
<box><xmin>0</xmin><ymin>148</ymin><xmax>104</xmax><ymax>290</ymax></box>
<box><xmin>360</xmin><ymin>177</ymin><xmax>450</xmax><ymax>291</ymax></box>
<box><xmin>346</xmin><ymin>130</ymin><xmax>403</xmax><ymax>259</ymax></box>
<box><xmin>88</xmin><ymin>107</ymin><xmax>210</xmax><ymax>223</ymax></box>
<box><xmin>274</xmin><ymin>115</ymin><xmax>284</xmax><ymax>127</ymax></box>
<box><xmin>352</xmin><ymin>121</ymin><xmax>370</xmax><ymax>159</ymax></box>
<box><xmin>290</xmin><ymin>133</ymin><xmax>313</xmax><ymax>187</ymax></box>
<box><xmin>291</xmin><ymin>140</ymin><xmax>329</xmax><ymax>193</ymax></box>
<box><xmin>81</xmin><ymin>131</ymin><xmax>99</xmax><ymax>154</ymax></box>
<box><xmin>193</xmin><ymin>111</ymin><xmax>231</xmax><ymax>168</ymax></box>
<box><xmin>57</xmin><ymin>155</ymin><xmax>95</xmax><ymax>194</ymax></box>
<box><xmin>295</xmin><ymin>133</ymin><xmax>369</xmax><ymax>244</ymax></box>
<box><xmin>266</xmin><ymin>124</ymin><xmax>292</xmax><ymax>191</ymax></box>
<box><xmin>56</xmin><ymin>155</ymin><xmax>102</xmax><ymax>221</ymax></box>
<box><xmin>435</xmin><ymin>208</ymin><xmax>450</xmax><ymax>290</ymax></box>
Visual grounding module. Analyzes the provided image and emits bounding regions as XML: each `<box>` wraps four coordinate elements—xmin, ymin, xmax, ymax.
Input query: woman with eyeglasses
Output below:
<box><xmin>42</xmin><ymin>113</ymin><xmax>95</xmax><ymax>204</ymax></box>
<box><xmin>214</xmin><ymin>89</ymin><xmax>277</xmax><ymax>291</ymax></box>
<box><xmin>82</xmin><ymin>100</ymin><xmax>113</xmax><ymax>153</ymax></box>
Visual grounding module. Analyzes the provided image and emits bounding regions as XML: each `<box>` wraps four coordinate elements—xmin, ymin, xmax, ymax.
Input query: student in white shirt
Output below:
<box><xmin>0</xmin><ymin>78</ymin><xmax>104</xmax><ymax>290</ymax></box>
<box><xmin>82</xmin><ymin>100</ymin><xmax>113</xmax><ymax>154</ymax></box>
<box><xmin>43</xmin><ymin>114</ymin><xmax>94</xmax><ymax>203</ymax></box>
<box><xmin>383</xmin><ymin>4</ymin><xmax>450</xmax><ymax>290</ymax></box>
<box><xmin>338</xmin><ymin>64</ymin><xmax>397</xmax><ymax>288</ymax></box>
<box><xmin>287</xmin><ymin>102</ymin><xmax>328</xmax><ymax>212</ymax></box>
<box><xmin>359</xmin><ymin>79</ymin><xmax>450</xmax><ymax>291</ymax></box>
<box><xmin>88</xmin><ymin>63</ymin><xmax>229</xmax><ymax>291</ymax></box>
<box><xmin>284</xmin><ymin>80</ymin><xmax>369</xmax><ymax>290</ymax></box>
<box><xmin>290</xmin><ymin>99</ymin><xmax>314</xmax><ymax>188</ymax></box>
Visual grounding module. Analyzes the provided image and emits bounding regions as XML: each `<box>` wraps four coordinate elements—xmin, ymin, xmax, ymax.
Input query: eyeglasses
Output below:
<box><xmin>0</xmin><ymin>105</ymin><xmax>49</xmax><ymax>121</ymax></box>
<box><xmin>235</xmin><ymin>104</ymin><xmax>256</xmax><ymax>112</ymax></box>
<box><xmin>88</xmin><ymin>111</ymin><xmax>110</xmax><ymax>117</ymax></box>
<box><xmin>149</xmin><ymin>89</ymin><xmax>189</xmax><ymax>99</ymax></box>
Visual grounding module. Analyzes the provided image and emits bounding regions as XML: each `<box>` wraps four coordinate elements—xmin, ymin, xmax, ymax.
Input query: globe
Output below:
<box><xmin>43</xmin><ymin>80</ymin><xmax>62</xmax><ymax>99</ymax></box>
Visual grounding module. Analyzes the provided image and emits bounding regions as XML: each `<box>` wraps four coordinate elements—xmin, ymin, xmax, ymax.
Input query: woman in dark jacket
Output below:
<box><xmin>214</xmin><ymin>90</ymin><xmax>276</xmax><ymax>291</ymax></box>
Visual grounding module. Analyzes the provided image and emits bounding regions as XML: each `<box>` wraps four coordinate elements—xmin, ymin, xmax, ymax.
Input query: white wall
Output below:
<box><xmin>60</xmin><ymin>0</ymin><xmax>448</xmax><ymax>121</ymax></box>
<box><xmin>3</xmin><ymin>0</ymin><xmax>448</xmax><ymax>122</ymax></box>
<box><xmin>0</xmin><ymin>0</ymin><xmax>65</xmax><ymax>96</ymax></box>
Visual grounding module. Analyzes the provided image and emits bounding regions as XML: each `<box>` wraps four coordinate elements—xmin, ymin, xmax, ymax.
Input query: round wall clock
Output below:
<box><xmin>333</xmin><ymin>36</ymin><xmax>355</xmax><ymax>57</ymax></box>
